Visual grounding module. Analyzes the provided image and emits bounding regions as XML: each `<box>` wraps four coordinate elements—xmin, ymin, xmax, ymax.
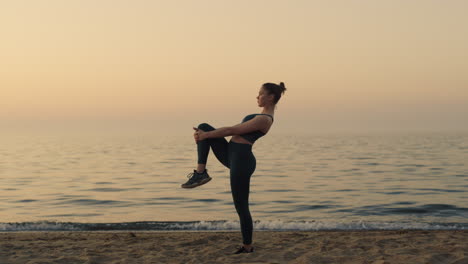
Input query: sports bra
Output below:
<box><xmin>239</xmin><ymin>114</ymin><xmax>274</xmax><ymax>144</ymax></box>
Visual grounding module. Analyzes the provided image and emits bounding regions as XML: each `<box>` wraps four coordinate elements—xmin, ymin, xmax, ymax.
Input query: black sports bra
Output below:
<box><xmin>238</xmin><ymin>114</ymin><xmax>274</xmax><ymax>143</ymax></box>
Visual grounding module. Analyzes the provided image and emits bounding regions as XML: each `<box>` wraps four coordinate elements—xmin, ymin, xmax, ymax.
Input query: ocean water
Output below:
<box><xmin>1</xmin><ymin>131</ymin><xmax>467</xmax><ymax>231</ymax></box>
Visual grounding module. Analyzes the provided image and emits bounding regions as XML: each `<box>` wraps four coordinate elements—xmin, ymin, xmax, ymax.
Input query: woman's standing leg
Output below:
<box><xmin>229</xmin><ymin>143</ymin><xmax>256</xmax><ymax>247</ymax></box>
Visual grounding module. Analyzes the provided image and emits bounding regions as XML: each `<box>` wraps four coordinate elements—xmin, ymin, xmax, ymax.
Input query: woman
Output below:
<box><xmin>181</xmin><ymin>82</ymin><xmax>287</xmax><ymax>254</ymax></box>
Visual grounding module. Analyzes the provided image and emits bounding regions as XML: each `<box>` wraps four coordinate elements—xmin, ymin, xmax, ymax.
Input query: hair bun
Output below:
<box><xmin>279</xmin><ymin>82</ymin><xmax>286</xmax><ymax>93</ymax></box>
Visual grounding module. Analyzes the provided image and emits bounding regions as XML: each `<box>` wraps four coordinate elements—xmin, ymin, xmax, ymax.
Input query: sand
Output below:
<box><xmin>0</xmin><ymin>230</ymin><xmax>467</xmax><ymax>264</ymax></box>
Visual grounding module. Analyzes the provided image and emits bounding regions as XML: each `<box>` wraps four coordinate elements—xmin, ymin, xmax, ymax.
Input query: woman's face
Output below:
<box><xmin>257</xmin><ymin>87</ymin><xmax>273</xmax><ymax>107</ymax></box>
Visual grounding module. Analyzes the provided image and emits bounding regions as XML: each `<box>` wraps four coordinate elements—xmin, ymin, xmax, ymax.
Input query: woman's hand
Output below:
<box><xmin>193</xmin><ymin>127</ymin><xmax>207</xmax><ymax>142</ymax></box>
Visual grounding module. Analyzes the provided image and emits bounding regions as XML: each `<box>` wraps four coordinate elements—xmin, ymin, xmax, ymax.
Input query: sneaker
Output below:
<box><xmin>234</xmin><ymin>246</ymin><xmax>254</xmax><ymax>254</ymax></box>
<box><xmin>181</xmin><ymin>169</ymin><xmax>212</xmax><ymax>188</ymax></box>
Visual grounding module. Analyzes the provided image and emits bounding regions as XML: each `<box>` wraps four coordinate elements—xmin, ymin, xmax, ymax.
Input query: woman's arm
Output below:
<box><xmin>204</xmin><ymin>126</ymin><xmax>234</xmax><ymax>139</ymax></box>
<box><xmin>196</xmin><ymin>116</ymin><xmax>271</xmax><ymax>141</ymax></box>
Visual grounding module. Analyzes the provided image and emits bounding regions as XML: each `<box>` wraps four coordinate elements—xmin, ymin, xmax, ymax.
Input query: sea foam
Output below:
<box><xmin>0</xmin><ymin>219</ymin><xmax>465</xmax><ymax>232</ymax></box>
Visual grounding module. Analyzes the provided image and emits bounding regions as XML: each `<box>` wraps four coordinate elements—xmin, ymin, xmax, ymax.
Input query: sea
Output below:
<box><xmin>1</xmin><ymin>130</ymin><xmax>467</xmax><ymax>231</ymax></box>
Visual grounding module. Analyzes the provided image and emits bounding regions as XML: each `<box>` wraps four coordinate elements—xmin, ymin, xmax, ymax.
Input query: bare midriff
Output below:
<box><xmin>230</xmin><ymin>135</ymin><xmax>253</xmax><ymax>145</ymax></box>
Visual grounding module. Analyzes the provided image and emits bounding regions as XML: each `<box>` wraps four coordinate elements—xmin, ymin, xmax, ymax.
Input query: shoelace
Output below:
<box><xmin>186</xmin><ymin>171</ymin><xmax>198</xmax><ymax>183</ymax></box>
<box><xmin>186</xmin><ymin>172</ymin><xmax>195</xmax><ymax>179</ymax></box>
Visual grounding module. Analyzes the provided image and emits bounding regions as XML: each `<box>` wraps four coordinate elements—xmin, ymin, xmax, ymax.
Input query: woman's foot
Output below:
<box><xmin>234</xmin><ymin>246</ymin><xmax>254</xmax><ymax>254</ymax></box>
<box><xmin>181</xmin><ymin>169</ymin><xmax>212</xmax><ymax>188</ymax></box>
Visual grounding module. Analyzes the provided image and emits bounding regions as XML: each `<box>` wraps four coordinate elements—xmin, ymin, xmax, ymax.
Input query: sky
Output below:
<box><xmin>1</xmin><ymin>0</ymin><xmax>467</xmax><ymax>134</ymax></box>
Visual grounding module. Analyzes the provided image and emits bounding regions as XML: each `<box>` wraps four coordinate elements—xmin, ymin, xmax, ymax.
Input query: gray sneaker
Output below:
<box><xmin>181</xmin><ymin>169</ymin><xmax>212</xmax><ymax>188</ymax></box>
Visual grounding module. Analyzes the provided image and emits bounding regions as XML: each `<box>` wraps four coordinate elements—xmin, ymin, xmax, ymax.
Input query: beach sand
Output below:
<box><xmin>0</xmin><ymin>230</ymin><xmax>467</xmax><ymax>264</ymax></box>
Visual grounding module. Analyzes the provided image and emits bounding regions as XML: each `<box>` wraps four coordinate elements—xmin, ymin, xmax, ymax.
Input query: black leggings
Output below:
<box><xmin>197</xmin><ymin>123</ymin><xmax>256</xmax><ymax>245</ymax></box>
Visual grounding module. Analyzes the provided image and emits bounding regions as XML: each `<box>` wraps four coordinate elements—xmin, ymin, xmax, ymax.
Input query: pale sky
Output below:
<box><xmin>1</xmin><ymin>0</ymin><xmax>467</xmax><ymax>134</ymax></box>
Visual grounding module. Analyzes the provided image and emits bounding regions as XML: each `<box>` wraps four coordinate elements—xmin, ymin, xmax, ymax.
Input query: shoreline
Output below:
<box><xmin>1</xmin><ymin>230</ymin><xmax>467</xmax><ymax>263</ymax></box>
<box><xmin>1</xmin><ymin>228</ymin><xmax>466</xmax><ymax>232</ymax></box>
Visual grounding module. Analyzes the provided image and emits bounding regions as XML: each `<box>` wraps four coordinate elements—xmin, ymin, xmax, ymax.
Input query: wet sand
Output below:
<box><xmin>0</xmin><ymin>230</ymin><xmax>467</xmax><ymax>264</ymax></box>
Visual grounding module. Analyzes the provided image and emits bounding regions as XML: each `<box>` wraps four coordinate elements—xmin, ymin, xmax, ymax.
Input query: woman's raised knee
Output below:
<box><xmin>198</xmin><ymin>123</ymin><xmax>215</xmax><ymax>131</ymax></box>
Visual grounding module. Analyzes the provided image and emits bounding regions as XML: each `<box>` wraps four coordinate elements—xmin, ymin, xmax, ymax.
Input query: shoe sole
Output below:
<box><xmin>181</xmin><ymin>177</ymin><xmax>212</xmax><ymax>189</ymax></box>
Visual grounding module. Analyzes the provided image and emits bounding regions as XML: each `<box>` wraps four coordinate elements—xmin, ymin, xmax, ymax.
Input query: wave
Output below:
<box><xmin>1</xmin><ymin>220</ymin><xmax>466</xmax><ymax>232</ymax></box>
